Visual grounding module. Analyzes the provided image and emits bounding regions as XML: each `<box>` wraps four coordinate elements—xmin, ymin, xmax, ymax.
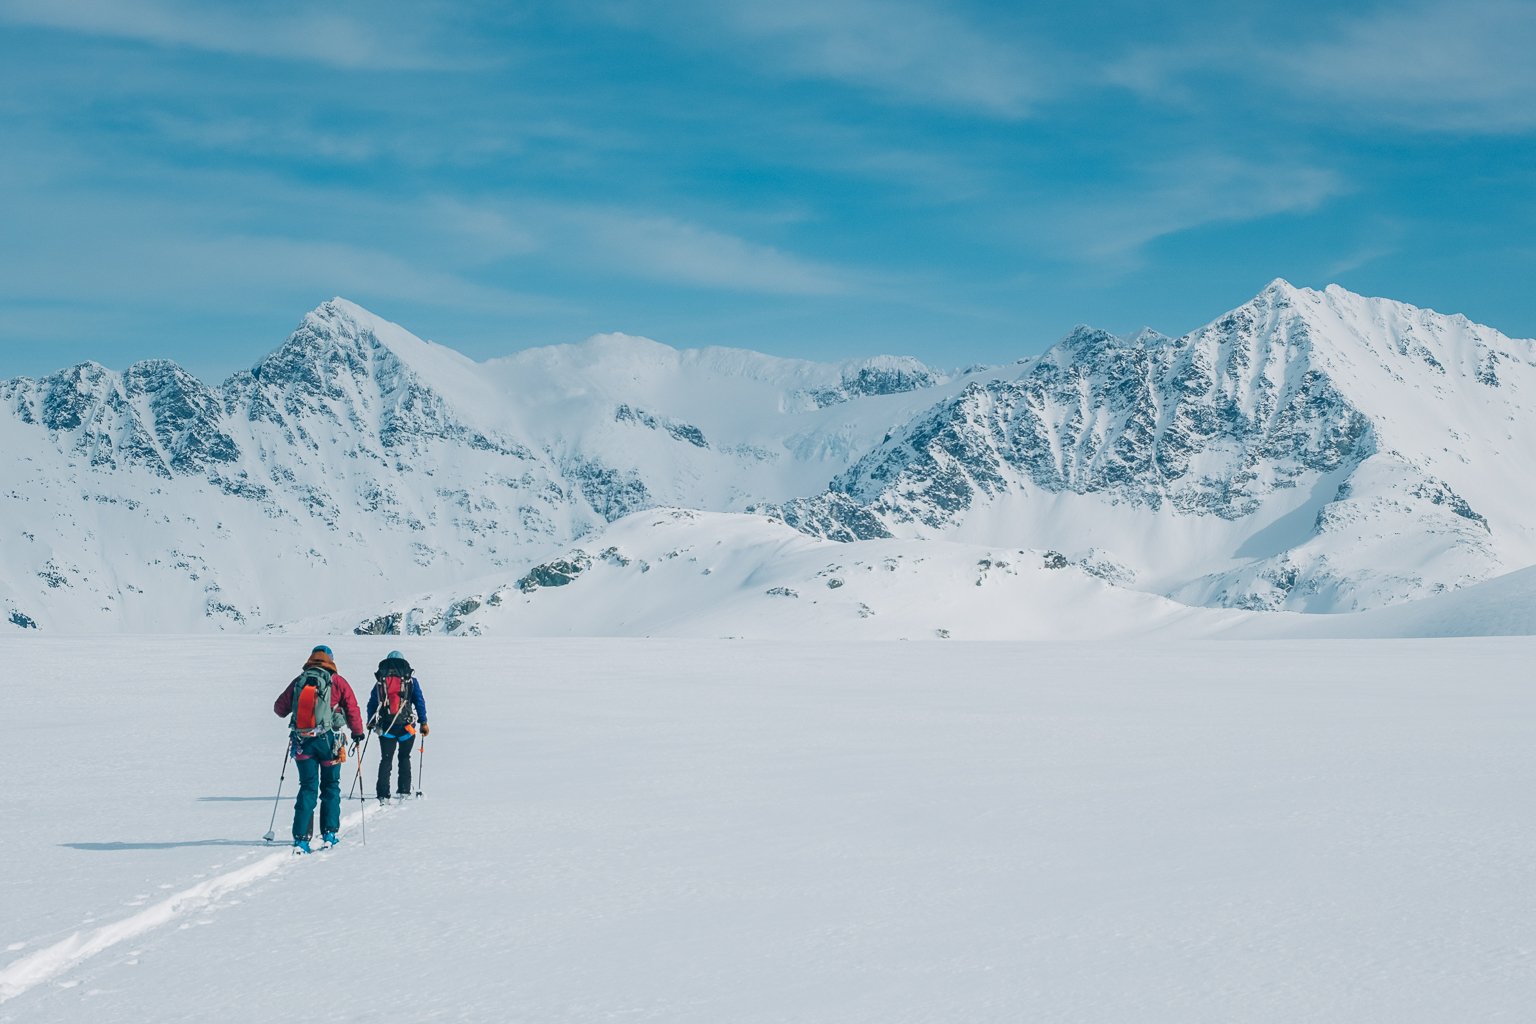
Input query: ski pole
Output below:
<box><xmin>347</xmin><ymin>732</ymin><xmax>373</xmax><ymax>846</ymax></box>
<box><xmin>415</xmin><ymin>735</ymin><xmax>426</xmax><ymax>798</ymax></box>
<box><xmin>263</xmin><ymin>742</ymin><xmax>291</xmax><ymax>843</ymax></box>
<box><xmin>346</xmin><ymin>726</ymin><xmax>375</xmax><ymax>802</ymax></box>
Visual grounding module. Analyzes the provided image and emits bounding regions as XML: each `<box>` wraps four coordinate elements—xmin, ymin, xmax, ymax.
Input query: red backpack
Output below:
<box><xmin>373</xmin><ymin>657</ymin><xmax>417</xmax><ymax>732</ymax></box>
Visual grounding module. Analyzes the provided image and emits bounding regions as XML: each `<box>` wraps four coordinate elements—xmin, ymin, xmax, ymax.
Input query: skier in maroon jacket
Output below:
<box><xmin>273</xmin><ymin>645</ymin><xmax>365</xmax><ymax>852</ymax></box>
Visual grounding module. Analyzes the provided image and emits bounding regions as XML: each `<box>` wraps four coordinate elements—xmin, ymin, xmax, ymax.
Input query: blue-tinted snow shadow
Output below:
<box><xmin>1233</xmin><ymin>469</ymin><xmax>1349</xmax><ymax>560</ymax></box>
<box><xmin>62</xmin><ymin>839</ymin><xmax>271</xmax><ymax>851</ymax></box>
<box><xmin>197</xmin><ymin>796</ymin><xmax>278</xmax><ymax>802</ymax></box>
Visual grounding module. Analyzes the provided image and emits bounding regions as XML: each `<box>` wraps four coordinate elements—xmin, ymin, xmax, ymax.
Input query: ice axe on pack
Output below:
<box><xmin>263</xmin><ymin>742</ymin><xmax>292</xmax><ymax>844</ymax></box>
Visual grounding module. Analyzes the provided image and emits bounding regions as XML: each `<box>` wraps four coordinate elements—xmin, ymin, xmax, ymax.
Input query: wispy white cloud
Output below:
<box><xmin>140</xmin><ymin>112</ymin><xmax>393</xmax><ymax>163</ymax></box>
<box><xmin>0</xmin><ymin>125</ymin><xmax>860</xmax><ymax>308</ymax></box>
<box><xmin>0</xmin><ymin>0</ymin><xmax>446</xmax><ymax>69</ymax></box>
<box><xmin>421</xmin><ymin>198</ymin><xmax>541</xmax><ymax>263</ymax></box>
<box><xmin>561</xmin><ymin>207</ymin><xmax>855</xmax><ymax>295</ymax></box>
<box><xmin>1034</xmin><ymin>155</ymin><xmax>1347</xmax><ymax>266</ymax></box>
<box><xmin>0</xmin><ymin>159</ymin><xmax>562</xmax><ymax>317</ymax></box>
<box><xmin>1321</xmin><ymin>219</ymin><xmax>1410</xmax><ymax>280</ymax></box>
<box><xmin>178</xmin><ymin>236</ymin><xmax>575</xmax><ymax>315</ymax></box>
<box><xmin>1279</xmin><ymin>0</ymin><xmax>1536</xmax><ymax>132</ymax></box>
<box><xmin>1104</xmin><ymin>0</ymin><xmax>1536</xmax><ymax>134</ymax></box>
<box><xmin>1322</xmin><ymin>243</ymin><xmax>1397</xmax><ymax>280</ymax></box>
<box><xmin>318</xmin><ymin>193</ymin><xmax>857</xmax><ymax>299</ymax></box>
<box><xmin>130</xmin><ymin>106</ymin><xmax>584</xmax><ymax>176</ymax></box>
<box><xmin>0</xmin><ymin>227</ymin><xmax>569</xmax><ymax>318</ymax></box>
<box><xmin>793</xmin><ymin>126</ymin><xmax>999</xmax><ymax>204</ymax></box>
<box><xmin>605</xmin><ymin>0</ymin><xmax>1046</xmax><ymax>117</ymax></box>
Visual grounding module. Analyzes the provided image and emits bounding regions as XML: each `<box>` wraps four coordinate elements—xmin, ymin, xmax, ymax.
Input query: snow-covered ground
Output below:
<box><xmin>5</xmin><ymin>635</ymin><xmax>1536</xmax><ymax>1022</ymax></box>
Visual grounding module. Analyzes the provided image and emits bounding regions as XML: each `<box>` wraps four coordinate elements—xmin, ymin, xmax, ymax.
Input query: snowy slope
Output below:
<box><xmin>4</xmin><ymin>281</ymin><xmax>1535</xmax><ymax>634</ymax></box>
<box><xmin>311</xmin><ymin>508</ymin><xmax>1536</xmax><ymax>643</ymax></box>
<box><xmin>7</xmin><ymin>635</ymin><xmax>1536</xmax><ymax>1022</ymax></box>
<box><xmin>1229</xmin><ymin>563</ymin><xmax>1536</xmax><ymax>639</ymax></box>
<box><xmin>292</xmin><ymin>508</ymin><xmax>1249</xmax><ymax>641</ymax></box>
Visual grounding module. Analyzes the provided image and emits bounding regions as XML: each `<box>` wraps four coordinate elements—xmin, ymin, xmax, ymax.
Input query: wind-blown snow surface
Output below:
<box><xmin>7</xmin><ymin>636</ymin><xmax>1536</xmax><ymax>1022</ymax></box>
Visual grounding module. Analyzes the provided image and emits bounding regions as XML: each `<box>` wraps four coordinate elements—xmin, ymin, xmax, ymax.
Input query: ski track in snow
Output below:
<box><xmin>0</xmin><ymin>804</ymin><xmax>382</xmax><ymax>1003</ymax></box>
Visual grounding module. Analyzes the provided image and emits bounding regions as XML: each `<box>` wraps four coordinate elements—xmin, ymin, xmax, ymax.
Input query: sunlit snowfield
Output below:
<box><xmin>3</xmin><ymin>636</ymin><xmax>1534</xmax><ymax>1023</ymax></box>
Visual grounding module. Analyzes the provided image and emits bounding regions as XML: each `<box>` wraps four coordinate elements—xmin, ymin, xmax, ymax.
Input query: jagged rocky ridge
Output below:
<box><xmin>759</xmin><ymin>281</ymin><xmax>1532</xmax><ymax>613</ymax></box>
<box><xmin>3</xmin><ymin>281</ymin><xmax>1534</xmax><ymax>632</ymax></box>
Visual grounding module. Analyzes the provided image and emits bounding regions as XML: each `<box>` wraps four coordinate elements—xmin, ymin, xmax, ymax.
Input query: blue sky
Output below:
<box><xmin>1</xmin><ymin>0</ymin><xmax>1533</xmax><ymax>381</ymax></box>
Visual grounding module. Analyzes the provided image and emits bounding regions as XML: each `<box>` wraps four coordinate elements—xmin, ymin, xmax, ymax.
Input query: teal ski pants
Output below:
<box><xmin>292</xmin><ymin>734</ymin><xmax>342</xmax><ymax>840</ymax></box>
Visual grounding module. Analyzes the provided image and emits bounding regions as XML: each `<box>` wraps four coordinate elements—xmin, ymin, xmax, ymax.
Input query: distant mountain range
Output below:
<box><xmin>3</xmin><ymin>280</ymin><xmax>1533</xmax><ymax>637</ymax></box>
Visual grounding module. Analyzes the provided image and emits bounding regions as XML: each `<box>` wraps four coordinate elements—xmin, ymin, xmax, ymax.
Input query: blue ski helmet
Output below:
<box><xmin>387</xmin><ymin>650</ymin><xmax>404</xmax><ymax>660</ymax></box>
<box><xmin>312</xmin><ymin>644</ymin><xmax>333</xmax><ymax>657</ymax></box>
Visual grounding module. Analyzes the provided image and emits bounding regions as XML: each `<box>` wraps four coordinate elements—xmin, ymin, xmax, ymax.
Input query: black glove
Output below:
<box><xmin>351</xmin><ymin>733</ymin><xmax>365</xmax><ymax>745</ymax></box>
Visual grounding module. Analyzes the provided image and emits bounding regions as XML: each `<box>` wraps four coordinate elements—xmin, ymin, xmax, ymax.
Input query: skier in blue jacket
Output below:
<box><xmin>366</xmin><ymin>650</ymin><xmax>429</xmax><ymax>801</ymax></box>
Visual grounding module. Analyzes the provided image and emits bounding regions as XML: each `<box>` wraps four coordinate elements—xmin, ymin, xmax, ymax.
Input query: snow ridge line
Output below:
<box><xmin>0</xmin><ymin>804</ymin><xmax>377</xmax><ymax>1004</ymax></box>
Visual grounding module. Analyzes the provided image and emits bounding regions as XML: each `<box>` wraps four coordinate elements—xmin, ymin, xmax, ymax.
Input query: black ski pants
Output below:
<box><xmin>376</xmin><ymin>734</ymin><xmax>416</xmax><ymax>799</ymax></box>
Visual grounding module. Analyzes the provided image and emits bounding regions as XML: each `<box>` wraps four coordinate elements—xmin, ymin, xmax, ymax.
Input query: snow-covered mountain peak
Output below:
<box><xmin>833</xmin><ymin>353</ymin><xmax>936</xmax><ymax>388</ymax></box>
<box><xmin>32</xmin><ymin>358</ymin><xmax>115</xmax><ymax>396</ymax></box>
<box><xmin>541</xmin><ymin>330</ymin><xmax>678</xmax><ymax>367</ymax></box>
<box><xmin>1247</xmin><ymin>278</ymin><xmax>1329</xmax><ymax>315</ymax></box>
<box><xmin>6</xmin><ymin>280</ymin><xmax>1536</xmax><ymax>634</ymax></box>
<box><xmin>1046</xmin><ymin>324</ymin><xmax>1129</xmax><ymax>362</ymax></box>
<box><xmin>253</xmin><ymin>300</ymin><xmax>385</xmax><ymax>388</ymax></box>
<box><xmin>1237</xmin><ymin>279</ymin><xmax>1536</xmax><ymax>410</ymax></box>
<box><xmin>768</xmin><ymin>278</ymin><xmax>1536</xmax><ymax>614</ymax></box>
<box><xmin>260</xmin><ymin>299</ymin><xmax>465</xmax><ymax>379</ymax></box>
<box><xmin>490</xmin><ymin>331</ymin><xmax>944</xmax><ymax>427</ymax></box>
<box><xmin>501</xmin><ymin>332</ymin><xmax>787</xmax><ymax>394</ymax></box>
<box><xmin>1120</xmin><ymin>326</ymin><xmax>1171</xmax><ymax>347</ymax></box>
<box><xmin>303</xmin><ymin>297</ymin><xmax>450</xmax><ymax>358</ymax></box>
<box><xmin>246</xmin><ymin>299</ymin><xmax>525</xmax><ymax>444</ymax></box>
<box><xmin>1233</xmin><ymin>280</ymin><xmax>1533</xmax><ymax>366</ymax></box>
